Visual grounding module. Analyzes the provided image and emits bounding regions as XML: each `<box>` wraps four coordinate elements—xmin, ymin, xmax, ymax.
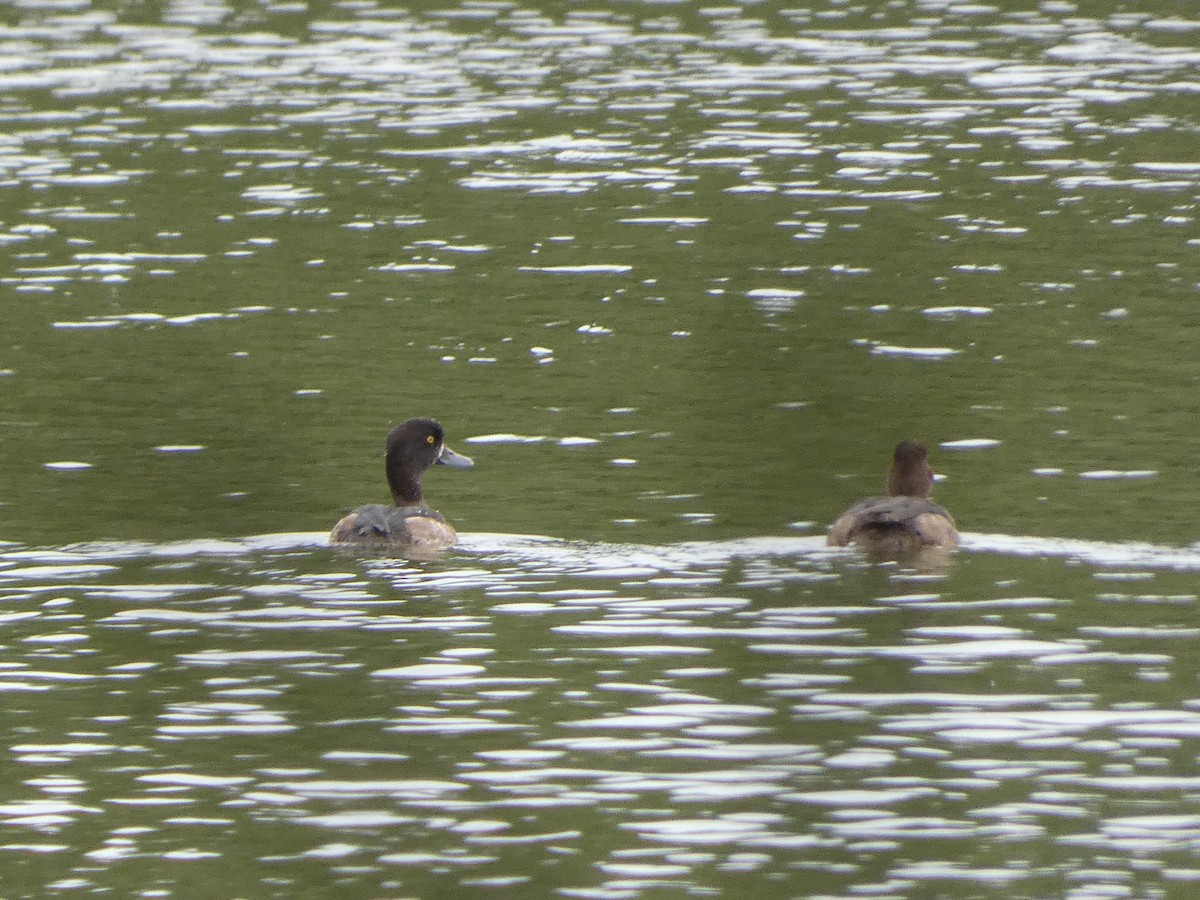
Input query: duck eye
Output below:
<box><xmin>426</xmin><ymin>435</ymin><xmax>436</xmax><ymax>445</ymax></box>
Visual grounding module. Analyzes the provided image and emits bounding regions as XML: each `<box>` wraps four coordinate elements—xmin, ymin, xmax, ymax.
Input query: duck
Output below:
<box><xmin>827</xmin><ymin>439</ymin><xmax>959</xmax><ymax>554</ymax></box>
<box><xmin>331</xmin><ymin>417</ymin><xmax>473</xmax><ymax>552</ymax></box>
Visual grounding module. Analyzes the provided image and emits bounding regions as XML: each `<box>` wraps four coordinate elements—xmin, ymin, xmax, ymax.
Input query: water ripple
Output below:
<box><xmin>3</xmin><ymin>3</ymin><xmax>1200</xmax><ymax>896</ymax></box>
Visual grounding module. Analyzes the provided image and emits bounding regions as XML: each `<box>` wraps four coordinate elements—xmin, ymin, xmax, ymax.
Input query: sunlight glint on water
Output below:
<box><xmin>0</xmin><ymin>532</ymin><xmax>1196</xmax><ymax>894</ymax></box>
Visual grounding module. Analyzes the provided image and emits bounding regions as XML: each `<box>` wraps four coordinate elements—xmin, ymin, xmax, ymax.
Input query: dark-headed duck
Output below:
<box><xmin>827</xmin><ymin>440</ymin><xmax>958</xmax><ymax>553</ymax></box>
<box><xmin>331</xmin><ymin>417</ymin><xmax>473</xmax><ymax>552</ymax></box>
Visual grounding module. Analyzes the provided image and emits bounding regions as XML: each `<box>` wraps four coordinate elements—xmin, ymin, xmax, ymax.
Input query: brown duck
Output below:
<box><xmin>827</xmin><ymin>440</ymin><xmax>958</xmax><ymax>553</ymax></box>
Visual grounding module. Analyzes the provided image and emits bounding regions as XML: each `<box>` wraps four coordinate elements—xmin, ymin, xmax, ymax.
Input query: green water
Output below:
<box><xmin>0</xmin><ymin>0</ymin><xmax>1196</xmax><ymax>548</ymax></box>
<box><xmin>1</xmin><ymin>2</ymin><xmax>1200</xmax><ymax>898</ymax></box>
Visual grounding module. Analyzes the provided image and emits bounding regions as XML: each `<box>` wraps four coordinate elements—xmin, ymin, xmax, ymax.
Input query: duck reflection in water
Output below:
<box><xmin>331</xmin><ymin>417</ymin><xmax>473</xmax><ymax>556</ymax></box>
<box><xmin>827</xmin><ymin>440</ymin><xmax>959</xmax><ymax>557</ymax></box>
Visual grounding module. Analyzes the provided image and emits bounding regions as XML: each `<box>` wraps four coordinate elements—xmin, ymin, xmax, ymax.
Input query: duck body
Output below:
<box><xmin>827</xmin><ymin>440</ymin><xmax>959</xmax><ymax>553</ymax></box>
<box><xmin>331</xmin><ymin>504</ymin><xmax>458</xmax><ymax>550</ymax></box>
<box><xmin>331</xmin><ymin>417</ymin><xmax>472</xmax><ymax>554</ymax></box>
<box><xmin>827</xmin><ymin>495</ymin><xmax>957</xmax><ymax>553</ymax></box>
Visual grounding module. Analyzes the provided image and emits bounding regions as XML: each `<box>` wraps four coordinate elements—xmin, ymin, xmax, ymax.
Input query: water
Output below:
<box><xmin>5</xmin><ymin>533</ymin><xmax>1200</xmax><ymax>897</ymax></box>
<box><xmin>2</xmin><ymin>0</ymin><xmax>1200</xmax><ymax>896</ymax></box>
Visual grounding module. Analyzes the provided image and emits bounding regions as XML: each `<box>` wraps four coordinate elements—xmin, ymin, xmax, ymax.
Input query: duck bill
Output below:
<box><xmin>436</xmin><ymin>445</ymin><xmax>474</xmax><ymax>468</ymax></box>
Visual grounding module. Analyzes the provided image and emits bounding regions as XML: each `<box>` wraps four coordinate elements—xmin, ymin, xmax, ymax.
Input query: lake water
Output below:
<box><xmin>2</xmin><ymin>0</ymin><xmax>1200</xmax><ymax>896</ymax></box>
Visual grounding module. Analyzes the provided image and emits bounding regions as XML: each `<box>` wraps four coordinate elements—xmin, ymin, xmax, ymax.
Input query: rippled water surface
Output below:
<box><xmin>3</xmin><ymin>0</ymin><xmax>1200</xmax><ymax>896</ymax></box>
<box><xmin>8</xmin><ymin>533</ymin><xmax>1200</xmax><ymax>897</ymax></box>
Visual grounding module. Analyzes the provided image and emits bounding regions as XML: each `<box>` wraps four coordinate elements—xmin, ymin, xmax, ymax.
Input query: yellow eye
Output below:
<box><xmin>426</xmin><ymin>435</ymin><xmax>436</xmax><ymax>445</ymax></box>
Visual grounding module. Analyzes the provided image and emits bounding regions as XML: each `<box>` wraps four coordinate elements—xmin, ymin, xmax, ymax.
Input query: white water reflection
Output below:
<box><xmin>0</xmin><ymin>6</ymin><xmax>1199</xmax><ymax>219</ymax></box>
<box><xmin>20</xmin><ymin>527</ymin><xmax>1200</xmax><ymax>576</ymax></box>
<box><xmin>0</xmin><ymin>527</ymin><xmax>1195</xmax><ymax>892</ymax></box>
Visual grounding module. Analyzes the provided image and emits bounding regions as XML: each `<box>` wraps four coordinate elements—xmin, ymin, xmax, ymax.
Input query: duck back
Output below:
<box><xmin>827</xmin><ymin>496</ymin><xmax>958</xmax><ymax>552</ymax></box>
<box><xmin>331</xmin><ymin>504</ymin><xmax>458</xmax><ymax>549</ymax></box>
